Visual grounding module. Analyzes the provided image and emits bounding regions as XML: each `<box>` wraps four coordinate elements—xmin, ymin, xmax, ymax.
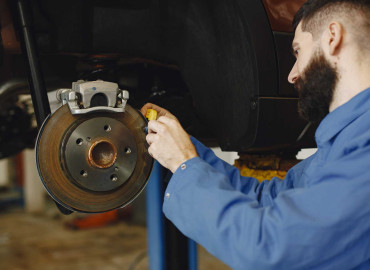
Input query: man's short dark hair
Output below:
<box><xmin>293</xmin><ymin>0</ymin><xmax>370</xmax><ymax>50</ymax></box>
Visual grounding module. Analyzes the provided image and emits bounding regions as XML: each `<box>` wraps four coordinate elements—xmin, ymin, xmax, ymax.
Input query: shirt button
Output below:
<box><xmin>181</xmin><ymin>164</ymin><xmax>187</xmax><ymax>170</ymax></box>
<box><xmin>165</xmin><ymin>192</ymin><xmax>170</xmax><ymax>198</ymax></box>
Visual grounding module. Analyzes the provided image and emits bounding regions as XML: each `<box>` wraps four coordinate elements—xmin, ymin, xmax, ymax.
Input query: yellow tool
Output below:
<box><xmin>146</xmin><ymin>109</ymin><xmax>157</xmax><ymax>120</ymax></box>
<box><xmin>144</xmin><ymin>109</ymin><xmax>157</xmax><ymax>134</ymax></box>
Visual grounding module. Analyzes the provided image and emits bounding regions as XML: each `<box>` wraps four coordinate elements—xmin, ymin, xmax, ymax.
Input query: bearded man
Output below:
<box><xmin>141</xmin><ymin>0</ymin><xmax>370</xmax><ymax>268</ymax></box>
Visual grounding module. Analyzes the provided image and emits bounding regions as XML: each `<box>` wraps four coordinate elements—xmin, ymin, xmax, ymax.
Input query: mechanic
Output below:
<box><xmin>141</xmin><ymin>0</ymin><xmax>370</xmax><ymax>269</ymax></box>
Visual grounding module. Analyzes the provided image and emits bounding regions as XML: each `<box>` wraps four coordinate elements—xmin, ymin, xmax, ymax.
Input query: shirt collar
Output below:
<box><xmin>315</xmin><ymin>87</ymin><xmax>370</xmax><ymax>147</ymax></box>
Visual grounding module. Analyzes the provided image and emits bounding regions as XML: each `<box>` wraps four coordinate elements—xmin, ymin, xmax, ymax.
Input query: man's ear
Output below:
<box><xmin>327</xmin><ymin>21</ymin><xmax>343</xmax><ymax>56</ymax></box>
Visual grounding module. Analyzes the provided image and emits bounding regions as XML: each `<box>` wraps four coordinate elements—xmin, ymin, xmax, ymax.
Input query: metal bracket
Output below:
<box><xmin>56</xmin><ymin>80</ymin><xmax>129</xmax><ymax>115</ymax></box>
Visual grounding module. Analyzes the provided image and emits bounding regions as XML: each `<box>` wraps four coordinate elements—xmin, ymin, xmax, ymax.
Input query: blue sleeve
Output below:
<box><xmin>163</xmin><ymin>145</ymin><xmax>370</xmax><ymax>269</ymax></box>
<box><xmin>190</xmin><ymin>136</ymin><xmax>298</xmax><ymax>206</ymax></box>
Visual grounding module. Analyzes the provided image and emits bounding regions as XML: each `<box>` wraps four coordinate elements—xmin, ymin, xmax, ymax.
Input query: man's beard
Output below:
<box><xmin>295</xmin><ymin>49</ymin><xmax>338</xmax><ymax>123</ymax></box>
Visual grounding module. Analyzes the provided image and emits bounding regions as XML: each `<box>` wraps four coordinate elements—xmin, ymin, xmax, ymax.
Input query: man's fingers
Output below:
<box><xmin>140</xmin><ymin>103</ymin><xmax>177</xmax><ymax>120</ymax></box>
<box><xmin>148</xmin><ymin>144</ymin><xmax>159</xmax><ymax>159</ymax></box>
<box><xmin>147</xmin><ymin>145</ymin><xmax>154</xmax><ymax>157</ymax></box>
<box><xmin>140</xmin><ymin>103</ymin><xmax>155</xmax><ymax>116</ymax></box>
<box><xmin>157</xmin><ymin>116</ymin><xmax>177</xmax><ymax>126</ymax></box>
<box><xmin>140</xmin><ymin>103</ymin><xmax>166</xmax><ymax>117</ymax></box>
<box><xmin>148</xmin><ymin>119</ymin><xmax>166</xmax><ymax>134</ymax></box>
<box><xmin>146</xmin><ymin>133</ymin><xmax>156</xmax><ymax>145</ymax></box>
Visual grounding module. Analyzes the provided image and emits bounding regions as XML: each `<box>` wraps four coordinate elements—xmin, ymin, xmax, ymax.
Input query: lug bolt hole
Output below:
<box><xmin>125</xmin><ymin>147</ymin><xmax>131</xmax><ymax>154</ymax></box>
<box><xmin>104</xmin><ymin>125</ymin><xmax>111</xmax><ymax>132</ymax></box>
<box><xmin>111</xmin><ymin>174</ymin><xmax>118</xmax><ymax>181</ymax></box>
<box><xmin>80</xmin><ymin>170</ymin><xmax>88</xmax><ymax>177</ymax></box>
<box><xmin>76</xmin><ymin>138</ymin><xmax>83</xmax><ymax>145</ymax></box>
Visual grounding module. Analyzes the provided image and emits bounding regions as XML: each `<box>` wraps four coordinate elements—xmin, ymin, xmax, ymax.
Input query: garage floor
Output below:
<box><xmin>0</xmin><ymin>208</ymin><xmax>230</xmax><ymax>270</ymax></box>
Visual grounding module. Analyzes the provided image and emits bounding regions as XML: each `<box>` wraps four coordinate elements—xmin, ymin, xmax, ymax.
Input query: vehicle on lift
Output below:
<box><xmin>1</xmin><ymin>0</ymin><xmax>311</xmax><ymax>158</ymax></box>
<box><xmin>0</xmin><ymin>0</ymin><xmax>309</xmax><ymax>269</ymax></box>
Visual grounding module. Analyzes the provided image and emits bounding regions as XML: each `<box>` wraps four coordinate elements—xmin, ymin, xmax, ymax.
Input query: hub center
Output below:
<box><xmin>88</xmin><ymin>139</ymin><xmax>117</xmax><ymax>168</ymax></box>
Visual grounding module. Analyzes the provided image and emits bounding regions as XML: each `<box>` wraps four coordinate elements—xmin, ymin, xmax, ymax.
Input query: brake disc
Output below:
<box><xmin>36</xmin><ymin>104</ymin><xmax>153</xmax><ymax>213</ymax></box>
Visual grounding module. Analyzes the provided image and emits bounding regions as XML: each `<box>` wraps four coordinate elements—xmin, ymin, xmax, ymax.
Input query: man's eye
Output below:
<box><xmin>291</xmin><ymin>48</ymin><xmax>300</xmax><ymax>58</ymax></box>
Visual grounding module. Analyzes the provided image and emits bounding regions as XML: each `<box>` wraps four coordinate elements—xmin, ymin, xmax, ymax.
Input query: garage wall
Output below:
<box><xmin>0</xmin><ymin>159</ymin><xmax>9</xmax><ymax>187</ymax></box>
<box><xmin>210</xmin><ymin>147</ymin><xmax>239</xmax><ymax>165</ymax></box>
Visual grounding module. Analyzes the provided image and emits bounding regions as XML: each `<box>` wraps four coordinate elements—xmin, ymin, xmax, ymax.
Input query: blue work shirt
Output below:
<box><xmin>163</xmin><ymin>87</ymin><xmax>370</xmax><ymax>269</ymax></box>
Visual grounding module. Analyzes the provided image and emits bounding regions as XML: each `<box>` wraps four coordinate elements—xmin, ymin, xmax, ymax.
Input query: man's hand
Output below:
<box><xmin>141</xmin><ymin>103</ymin><xmax>198</xmax><ymax>173</ymax></box>
<box><xmin>141</xmin><ymin>103</ymin><xmax>178</xmax><ymax>121</ymax></box>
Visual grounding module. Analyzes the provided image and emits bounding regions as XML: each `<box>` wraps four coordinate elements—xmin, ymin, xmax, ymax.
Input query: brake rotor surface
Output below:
<box><xmin>36</xmin><ymin>104</ymin><xmax>153</xmax><ymax>213</ymax></box>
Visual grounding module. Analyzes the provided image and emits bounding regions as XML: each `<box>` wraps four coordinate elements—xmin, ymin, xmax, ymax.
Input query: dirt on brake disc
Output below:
<box><xmin>36</xmin><ymin>104</ymin><xmax>153</xmax><ymax>213</ymax></box>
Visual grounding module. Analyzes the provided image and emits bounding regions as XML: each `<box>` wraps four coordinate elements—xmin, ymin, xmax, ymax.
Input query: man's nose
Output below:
<box><xmin>288</xmin><ymin>62</ymin><xmax>299</xmax><ymax>84</ymax></box>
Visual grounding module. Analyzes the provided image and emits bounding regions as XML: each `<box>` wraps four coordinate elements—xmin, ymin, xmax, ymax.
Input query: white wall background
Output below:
<box><xmin>0</xmin><ymin>159</ymin><xmax>9</xmax><ymax>187</ymax></box>
<box><xmin>296</xmin><ymin>148</ymin><xmax>317</xmax><ymax>160</ymax></box>
<box><xmin>210</xmin><ymin>147</ymin><xmax>239</xmax><ymax>165</ymax></box>
<box><xmin>24</xmin><ymin>149</ymin><xmax>45</xmax><ymax>214</ymax></box>
<box><xmin>208</xmin><ymin>147</ymin><xmax>318</xmax><ymax>165</ymax></box>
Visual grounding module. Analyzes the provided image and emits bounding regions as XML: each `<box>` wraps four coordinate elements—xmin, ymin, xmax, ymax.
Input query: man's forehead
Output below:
<box><xmin>292</xmin><ymin>22</ymin><xmax>313</xmax><ymax>47</ymax></box>
<box><xmin>292</xmin><ymin>22</ymin><xmax>303</xmax><ymax>46</ymax></box>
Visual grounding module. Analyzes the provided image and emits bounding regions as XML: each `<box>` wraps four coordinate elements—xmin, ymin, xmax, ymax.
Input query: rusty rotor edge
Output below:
<box><xmin>35</xmin><ymin>104</ymin><xmax>154</xmax><ymax>213</ymax></box>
